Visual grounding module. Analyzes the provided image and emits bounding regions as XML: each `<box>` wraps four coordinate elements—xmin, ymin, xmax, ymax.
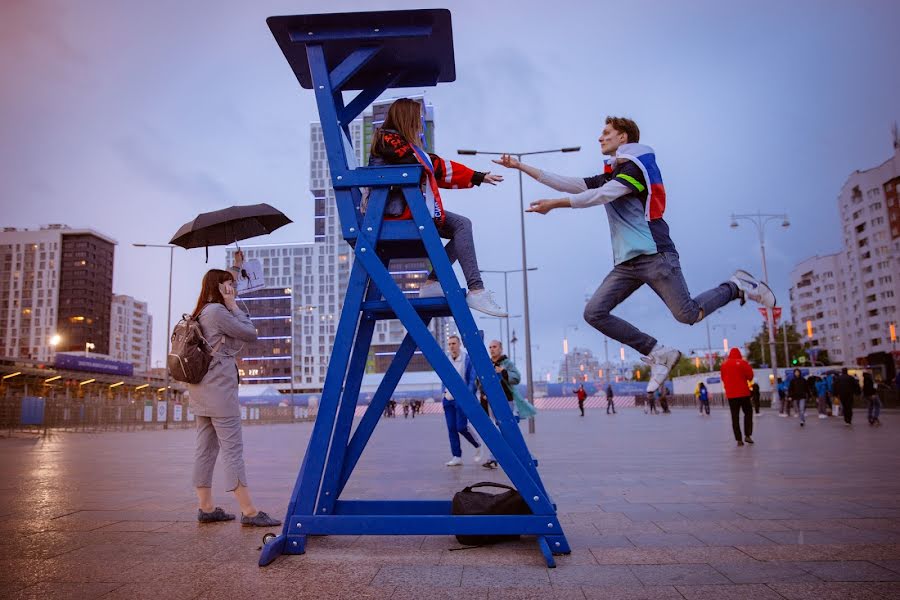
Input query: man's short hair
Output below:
<box><xmin>448</xmin><ymin>334</ymin><xmax>460</xmax><ymax>342</ymax></box>
<box><xmin>606</xmin><ymin>116</ymin><xmax>640</xmax><ymax>143</ymax></box>
<box><xmin>841</xmin><ymin>367</ymin><xmax>848</xmax><ymax>374</ymax></box>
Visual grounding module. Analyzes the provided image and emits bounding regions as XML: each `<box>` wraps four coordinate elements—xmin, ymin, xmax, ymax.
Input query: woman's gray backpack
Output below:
<box><xmin>168</xmin><ymin>314</ymin><xmax>214</xmax><ymax>384</ymax></box>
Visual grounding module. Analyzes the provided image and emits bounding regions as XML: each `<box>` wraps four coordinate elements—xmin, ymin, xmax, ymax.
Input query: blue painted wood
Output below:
<box><xmin>329</xmin><ymin>45</ymin><xmax>382</xmax><ymax>90</ymax></box>
<box><xmin>537</xmin><ymin>536</ymin><xmax>557</xmax><ymax>568</ymax></box>
<box><xmin>265</xmin><ymin>10</ymin><xmax>568</xmax><ymax>567</ymax></box>
<box><xmin>258</xmin><ymin>535</ymin><xmax>289</xmax><ymax>566</ymax></box>
<box><xmin>291</xmin><ymin>515</ymin><xmax>563</xmax><ymax>536</ymax></box>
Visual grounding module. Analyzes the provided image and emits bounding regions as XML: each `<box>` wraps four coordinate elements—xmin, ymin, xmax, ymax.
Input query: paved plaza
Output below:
<box><xmin>2</xmin><ymin>406</ymin><xmax>900</xmax><ymax>599</ymax></box>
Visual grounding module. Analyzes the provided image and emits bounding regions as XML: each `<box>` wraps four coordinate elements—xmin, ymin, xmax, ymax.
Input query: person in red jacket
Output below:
<box><xmin>721</xmin><ymin>348</ymin><xmax>755</xmax><ymax>446</ymax></box>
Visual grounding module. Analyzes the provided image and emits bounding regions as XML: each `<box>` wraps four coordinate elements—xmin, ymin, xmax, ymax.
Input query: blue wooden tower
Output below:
<box><xmin>260</xmin><ymin>9</ymin><xmax>570</xmax><ymax>568</ymax></box>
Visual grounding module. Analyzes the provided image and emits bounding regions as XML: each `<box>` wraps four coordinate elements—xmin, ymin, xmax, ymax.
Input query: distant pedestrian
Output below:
<box><xmin>647</xmin><ymin>391</ymin><xmax>658</xmax><ymax>414</ymax></box>
<box><xmin>696</xmin><ymin>382</ymin><xmax>710</xmax><ymax>415</ymax></box>
<box><xmin>606</xmin><ymin>384</ymin><xmax>616</xmax><ymax>414</ymax></box>
<box><xmin>575</xmin><ymin>384</ymin><xmax>587</xmax><ymax>417</ymax></box>
<box><xmin>776</xmin><ymin>377</ymin><xmax>787</xmax><ymax>416</ymax></box>
<box><xmin>482</xmin><ymin>339</ymin><xmax>535</xmax><ymax>469</ymax></box>
<box><xmin>815</xmin><ymin>377</ymin><xmax>828</xmax><ymax>418</ymax></box>
<box><xmin>187</xmin><ymin>265</ymin><xmax>281</xmax><ymax>527</ymax></box>
<box><xmin>658</xmin><ymin>385</ymin><xmax>671</xmax><ymax>413</ymax></box>
<box><xmin>402</xmin><ymin>402</ymin><xmax>410</xmax><ymax>419</ymax></box>
<box><xmin>750</xmin><ymin>381</ymin><xmax>760</xmax><ymax>414</ymax></box>
<box><xmin>788</xmin><ymin>369</ymin><xmax>809</xmax><ymax>427</ymax></box>
<box><xmin>833</xmin><ymin>368</ymin><xmax>860</xmax><ymax>426</ymax></box>
<box><xmin>864</xmin><ymin>373</ymin><xmax>881</xmax><ymax>426</ymax></box>
<box><xmin>721</xmin><ymin>348</ymin><xmax>754</xmax><ymax>446</ymax></box>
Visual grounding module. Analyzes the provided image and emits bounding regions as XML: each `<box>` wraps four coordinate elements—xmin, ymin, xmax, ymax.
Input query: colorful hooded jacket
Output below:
<box><xmin>537</xmin><ymin>142</ymin><xmax>676</xmax><ymax>265</ymax></box>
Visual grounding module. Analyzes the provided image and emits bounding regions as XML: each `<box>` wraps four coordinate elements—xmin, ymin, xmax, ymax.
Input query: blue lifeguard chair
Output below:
<box><xmin>260</xmin><ymin>8</ymin><xmax>570</xmax><ymax>568</ymax></box>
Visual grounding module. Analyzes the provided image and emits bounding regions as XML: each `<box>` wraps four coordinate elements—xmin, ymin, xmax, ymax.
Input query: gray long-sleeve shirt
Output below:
<box><xmin>187</xmin><ymin>302</ymin><xmax>257</xmax><ymax>418</ymax></box>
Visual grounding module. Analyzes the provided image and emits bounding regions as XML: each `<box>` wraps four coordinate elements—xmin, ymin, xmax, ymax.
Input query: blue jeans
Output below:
<box><xmin>442</xmin><ymin>398</ymin><xmax>480</xmax><ymax>457</ymax></box>
<box><xmin>584</xmin><ymin>252</ymin><xmax>738</xmax><ymax>356</ymax></box>
<box><xmin>795</xmin><ymin>397</ymin><xmax>807</xmax><ymax>423</ymax></box>
<box><xmin>430</xmin><ymin>211</ymin><xmax>483</xmax><ymax>291</ymax></box>
<box><xmin>868</xmin><ymin>396</ymin><xmax>882</xmax><ymax>422</ymax></box>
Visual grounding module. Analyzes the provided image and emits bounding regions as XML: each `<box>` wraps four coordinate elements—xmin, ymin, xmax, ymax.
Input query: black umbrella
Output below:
<box><xmin>169</xmin><ymin>203</ymin><xmax>292</xmax><ymax>260</ymax></box>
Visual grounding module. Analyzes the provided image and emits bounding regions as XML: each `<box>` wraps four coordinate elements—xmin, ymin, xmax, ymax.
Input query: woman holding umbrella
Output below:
<box><xmin>188</xmin><ymin>264</ymin><xmax>281</xmax><ymax>527</ymax></box>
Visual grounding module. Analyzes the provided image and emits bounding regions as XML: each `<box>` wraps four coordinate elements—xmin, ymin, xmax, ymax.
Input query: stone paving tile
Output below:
<box><xmin>486</xmin><ymin>586</ymin><xmax>584</xmax><ymax>599</ymax></box>
<box><xmin>548</xmin><ymin>564</ymin><xmax>641</xmax><ymax>586</ymax></box>
<box><xmin>460</xmin><ymin>565</ymin><xmax>551</xmax><ymax>587</ymax></box>
<box><xmin>691</xmin><ymin>530</ymin><xmax>774</xmax><ymax>546</ymax></box>
<box><xmin>100</xmin><ymin>581</ymin><xmax>204</xmax><ymax>600</ymax></box>
<box><xmin>676</xmin><ymin>583</ymin><xmax>786</xmax><ymax>599</ymax></box>
<box><xmin>864</xmin><ymin>581</ymin><xmax>900</xmax><ymax>597</ymax></box>
<box><xmin>629</xmin><ymin>564</ymin><xmax>731</xmax><ymax>586</ymax></box>
<box><xmin>579</xmin><ymin>533</ymin><xmax>636</xmax><ymax>547</ymax></box>
<box><xmin>793</xmin><ymin>560</ymin><xmax>900</xmax><ymax>582</ymax></box>
<box><xmin>581</xmin><ymin>585</ymin><xmax>684</xmax><ymax>599</ymax></box>
<box><xmin>761</xmin><ymin>530</ymin><xmax>847</xmax><ymax>545</ymax></box>
<box><xmin>769</xmin><ymin>581</ymin><xmax>888</xmax><ymax>599</ymax></box>
<box><xmin>371</xmin><ymin>565</ymin><xmax>463</xmax><ymax>587</ymax></box>
<box><xmin>590</xmin><ymin>547</ymin><xmax>678</xmax><ymax>565</ymax></box>
<box><xmin>15</xmin><ymin>581</ymin><xmax>124</xmax><ymax>600</ymax></box>
<box><xmin>94</xmin><ymin>520</ymin><xmax>176</xmax><ymax>532</ymax></box>
<box><xmin>873</xmin><ymin>559</ymin><xmax>900</xmax><ymax>574</ymax></box>
<box><xmin>663</xmin><ymin>546</ymin><xmax>755</xmax><ymax>563</ymax></box>
<box><xmin>392</xmin><ymin>585</ymin><xmax>490</xmax><ymax>599</ymax></box>
<box><xmin>626</xmin><ymin>533</ymin><xmax>706</xmax><ymax>547</ymax></box>
<box><xmin>711</xmin><ymin>561</ymin><xmax>821</xmax><ymax>583</ymax></box>
<box><xmin>737</xmin><ymin>544</ymin><xmax>838</xmax><ymax>561</ymax></box>
<box><xmin>437</xmin><ymin>548</ymin><xmax>549</xmax><ymax>566</ymax></box>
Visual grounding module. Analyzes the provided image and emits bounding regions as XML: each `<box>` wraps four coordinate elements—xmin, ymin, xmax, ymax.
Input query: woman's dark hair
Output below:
<box><xmin>699</xmin><ymin>382</ymin><xmax>706</xmax><ymax>390</ymax></box>
<box><xmin>370</xmin><ymin>98</ymin><xmax>423</xmax><ymax>157</ymax></box>
<box><xmin>793</xmin><ymin>368</ymin><xmax>802</xmax><ymax>377</ymax></box>
<box><xmin>192</xmin><ymin>269</ymin><xmax>235</xmax><ymax>318</ymax></box>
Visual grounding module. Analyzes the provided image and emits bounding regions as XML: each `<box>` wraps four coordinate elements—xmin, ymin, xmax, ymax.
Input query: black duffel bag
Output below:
<box><xmin>451</xmin><ymin>482</ymin><xmax>532</xmax><ymax>546</ymax></box>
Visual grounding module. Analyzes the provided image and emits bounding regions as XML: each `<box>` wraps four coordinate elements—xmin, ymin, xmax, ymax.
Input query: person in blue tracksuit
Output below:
<box><xmin>441</xmin><ymin>334</ymin><xmax>482</xmax><ymax>466</ymax></box>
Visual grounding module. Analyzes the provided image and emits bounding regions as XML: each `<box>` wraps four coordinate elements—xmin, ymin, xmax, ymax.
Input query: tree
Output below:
<box><xmin>745</xmin><ymin>324</ymin><xmax>812</xmax><ymax>368</ymax></box>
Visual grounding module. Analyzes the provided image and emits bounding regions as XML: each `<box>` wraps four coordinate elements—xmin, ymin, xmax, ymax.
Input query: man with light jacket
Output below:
<box><xmin>442</xmin><ymin>335</ymin><xmax>483</xmax><ymax>466</ymax></box>
<box><xmin>721</xmin><ymin>348</ymin><xmax>755</xmax><ymax>447</ymax></box>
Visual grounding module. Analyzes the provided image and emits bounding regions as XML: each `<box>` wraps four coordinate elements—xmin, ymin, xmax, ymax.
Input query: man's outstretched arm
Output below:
<box><xmin>526</xmin><ymin>178</ymin><xmax>632</xmax><ymax>214</ymax></box>
<box><xmin>492</xmin><ymin>154</ymin><xmax>590</xmax><ymax>193</ymax></box>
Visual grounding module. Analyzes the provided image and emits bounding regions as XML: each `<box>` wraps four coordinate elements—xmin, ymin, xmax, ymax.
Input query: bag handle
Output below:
<box><xmin>463</xmin><ymin>482</ymin><xmax>517</xmax><ymax>493</ymax></box>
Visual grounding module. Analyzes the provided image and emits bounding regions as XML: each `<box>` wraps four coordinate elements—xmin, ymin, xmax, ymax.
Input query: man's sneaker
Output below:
<box><xmin>818</xmin><ymin>414</ymin><xmax>828</xmax><ymax>419</ymax></box>
<box><xmin>445</xmin><ymin>456</ymin><xmax>463</xmax><ymax>467</ymax></box>
<box><xmin>419</xmin><ymin>280</ymin><xmax>444</xmax><ymax>298</ymax></box>
<box><xmin>241</xmin><ymin>511</ymin><xmax>282</xmax><ymax>527</ymax></box>
<box><xmin>744</xmin><ymin>436</ymin><xmax>754</xmax><ymax>444</ymax></box>
<box><xmin>643</xmin><ymin>345</ymin><xmax>682</xmax><ymax>393</ymax></box>
<box><xmin>466</xmin><ymin>289</ymin><xmax>507</xmax><ymax>317</ymax></box>
<box><xmin>736</xmin><ymin>440</ymin><xmax>744</xmax><ymax>447</ymax></box>
<box><xmin>482</xmin><ymin>459</ymin><xmax>499</xmax><ymax>469</ymax></box>
<box><xmin>473</xmin><ymin>445</ymin><xmax>483</xmax><ymax>463</ymax></box>
<box><xmin>197</xmin><ymin>507</ymin><xmax>235</xmax><ymax>523</ymax></box>
<box><xmin>730</xmin><ymin>269</ymin><xmax>776</xmax><ymax>309</ymax></box>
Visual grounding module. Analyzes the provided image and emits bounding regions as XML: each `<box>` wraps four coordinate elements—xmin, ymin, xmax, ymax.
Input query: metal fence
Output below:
<box><xmin>1</xmin><ymin>394</ymin><xmax>315</xmax><ymax>435</ymax></box>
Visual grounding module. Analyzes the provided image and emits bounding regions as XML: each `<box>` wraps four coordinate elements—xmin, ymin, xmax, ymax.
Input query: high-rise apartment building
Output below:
<box><xmin>836</xmin><ymin>139</ymin><xmax>899</xmax><ymax>361</ymax></box>
<box><xmin>0</xmin><ymin>225</ymin><xmax>116</xmax><ymax>361</ymax></box>
<box><xmin>789</xmin><ymin>253</ymin><xmax>849</xmax><ymax>362</ymax></box>
<box><xmin>789</xmin><ymin>134</ymin><xmax>900</xmax><ymax>366</ymax></box>
<box><xmin>229</xmin><ymin>98</ymin><xmax>449</xmax><ymax>393</ymax></box>
<box><xmin>110</xmin><ymin>294</ymin><xmax>153</xmax><ymax>372</ymax></box>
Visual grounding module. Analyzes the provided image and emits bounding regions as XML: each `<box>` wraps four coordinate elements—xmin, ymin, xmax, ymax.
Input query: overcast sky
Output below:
<box><xmin>2</xmin><ymin>0</ymin><xmax>898</xmax><ymax>376</ymax></box>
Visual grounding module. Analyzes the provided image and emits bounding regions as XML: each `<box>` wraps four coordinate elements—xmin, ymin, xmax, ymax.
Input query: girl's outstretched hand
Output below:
<box><xmin>491</xmin><ymin>154</ymin><xmax>520</xmax><ymax>169</ymax></box>
<box><xmin>482</xmin><ymin>172</ymin><xmax>504</xmax><ymax>185</ymax></box>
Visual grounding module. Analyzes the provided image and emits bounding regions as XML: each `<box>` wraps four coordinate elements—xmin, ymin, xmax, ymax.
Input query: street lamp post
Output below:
<box><xmin>730</xmin><ymin>212</ymin><xmax>789</xmax><ymax>389</ymax></box>
<box><xmin>134</xmin><ymin>243</ymin><xmax>175</xmax><ymax>430</ymax></box>
<box><xmin>481</xmin><ymin>268</ymin><xmax>537</xmax><ymax>351</ymax></box>
<box><xmin>563</xmin><ymin>324</ymin><xmax>578</xmax><ymax>393</ymax></box>
<box><xmin>459</xmin><ymin>146</ymin><xmax>580</xmax><ymax>433</ymax></box>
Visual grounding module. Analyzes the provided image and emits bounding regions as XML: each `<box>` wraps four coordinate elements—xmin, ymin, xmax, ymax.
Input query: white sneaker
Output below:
<box><xmin>445</xmin><ymin>456</ymin><xmax>463</xmax><ymax>467</ymax></box>
<box><xmin>730</xmin><ymin>269</ymin><xmax>776</xmax><ymax>309</ymax></box>
<box><xmin>643</xmin><ymin>344</ymin><xmax>681</xmax><ymax>393</ymax></box>
<box><xmin>419</xmin><ymin>280</ymin><xmax>444</xmax><ymax>298</ymax></box>
<box><xmin>818</xmin><ymin>414</ymin><xmax>827</xmax><ymax>419</ymax></box>
<box><xmin>474</xmin><ymin>446</ymin><xmax>483</xmax><ymax>463</ymax></box>
<box><xmin>466</xmin><ymin>289</ymin><xmax>507</xmax><ymax>317</ymax></box>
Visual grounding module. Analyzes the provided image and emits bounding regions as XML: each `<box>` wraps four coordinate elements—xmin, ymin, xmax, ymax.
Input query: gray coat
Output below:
<box><xmin>187</xmin><ymin>303</ymin><xmax>257</xmax><ymax>418</ymax></box>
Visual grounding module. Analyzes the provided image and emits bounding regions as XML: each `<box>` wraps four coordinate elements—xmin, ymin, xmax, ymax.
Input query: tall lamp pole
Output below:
<box><xmin>730</xmin><ymin>212</ymin><xmax>790</xmax><ymax>390</ymax></box>
<box><xmin>459</xmin><ymin>146</ymin><xmax>580</xmax><ymax>433</ymax></box>
<box><xmin>481</xmin><ymin>267</ymin><xmax>537</xmax><ymax>351</ymax></box>
<box><xmin>134</xmin><ymin>243</ymin><xmax>175</xmax><ymax>430</ymax></box>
